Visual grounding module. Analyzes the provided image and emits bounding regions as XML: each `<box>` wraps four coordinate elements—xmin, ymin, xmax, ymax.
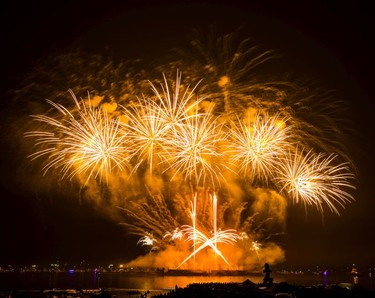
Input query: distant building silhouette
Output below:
<box><xmin>262</xmin><ymin>263</ymin><xmax>273</xmax><ymax>286</ymax></box>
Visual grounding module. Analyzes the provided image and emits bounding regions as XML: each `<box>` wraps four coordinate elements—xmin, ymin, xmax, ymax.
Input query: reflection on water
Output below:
<box><xmin>0</xmin><ymin>271</ymin><xmax>370</xmax><ymax>291</ymax></box>
<box><xmin>86</xmin><ymin>273</ymin><xmax>265</xmax><ymax>290</ymax></box>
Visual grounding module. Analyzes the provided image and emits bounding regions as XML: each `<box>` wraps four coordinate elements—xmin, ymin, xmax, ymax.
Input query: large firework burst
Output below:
<box><xmin>25</xmin><ymin>90</ymin><xmax>129</xmax><ymax>184</ymax></box>
<box><xmin>276</xmin><ymin>149</ymin><xmax>355</xmax><ymax>215</ymax></box>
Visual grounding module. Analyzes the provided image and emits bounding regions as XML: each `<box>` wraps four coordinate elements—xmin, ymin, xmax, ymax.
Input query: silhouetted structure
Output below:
<box><xmin>262</xmin><ymin>263</ymin><xmax>273</xmax><ymax>286</ymax></box>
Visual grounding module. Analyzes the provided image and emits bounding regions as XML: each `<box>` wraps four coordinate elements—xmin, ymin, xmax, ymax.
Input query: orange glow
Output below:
<box><xmin>26</xmin><ymin>71</ymin><xmax>355</xmax><ymax>271</ymax></box>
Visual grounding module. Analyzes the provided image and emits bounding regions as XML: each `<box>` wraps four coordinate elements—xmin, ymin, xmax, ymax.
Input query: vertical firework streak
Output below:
<box><xmin>175</xmin><ymin>192</ymin><xmax>240</xmax><ymax>269</ymax></box>
<box><xmin>191</xmin><ymin>194</ymin><xmax>197</xmax><ymax>270</ymax></box>
<box><xmin>212</xmin><ymin>193</ymin><xmax>217</xmax><ymax>252</ymax></box>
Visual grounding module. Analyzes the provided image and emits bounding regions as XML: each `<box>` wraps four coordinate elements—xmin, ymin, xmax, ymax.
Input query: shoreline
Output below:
<box><xmin>1</xmin><ymin>281</ymin><xmax>374</xmax><ymax>298</ymax></box>
<box><xmin>153</xmin><ymin>281</ymin><xmax>375</xmax><ymax>298</ymax></box>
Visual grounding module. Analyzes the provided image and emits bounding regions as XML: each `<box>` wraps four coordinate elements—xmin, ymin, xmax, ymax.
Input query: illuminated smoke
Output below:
<box><xmin>20</xmin><ymin>29</ymin><xmax>357</xmax><ymax>270</ymax></box>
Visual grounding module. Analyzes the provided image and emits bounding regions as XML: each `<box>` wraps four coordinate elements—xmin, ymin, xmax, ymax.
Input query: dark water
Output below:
<box><xmin>0</xmin><ymin>272</ymin><xmax>373</xmax><ymax>294</ymax></box>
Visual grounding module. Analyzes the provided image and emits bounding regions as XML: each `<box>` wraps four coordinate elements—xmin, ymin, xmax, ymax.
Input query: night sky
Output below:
<box><xmin>1</xmin><ymin>1</ymin><xmax>375</xmax><ymax>269</ymax></box>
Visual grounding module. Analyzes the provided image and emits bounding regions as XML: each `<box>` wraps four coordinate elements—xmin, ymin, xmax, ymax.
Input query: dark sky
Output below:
<box><xmin>1</xmin><ymin>0</ymin><xmax>375</xmax><ymax>269</ymax></box>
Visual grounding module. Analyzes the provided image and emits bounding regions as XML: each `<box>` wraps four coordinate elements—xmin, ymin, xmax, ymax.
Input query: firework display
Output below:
<box><xmin>25</xmin><ymin>90</ymin><xmax>130</xmax><ymax>184</ymax></box>
<box><xmin>24</xmin><ymin>32</ymin><xmax>356</xmax><ymax>270</ymax></box>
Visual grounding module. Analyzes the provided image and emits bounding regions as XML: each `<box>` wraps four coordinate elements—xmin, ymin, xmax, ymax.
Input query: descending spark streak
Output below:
<box><xmin>228</xmin><ymin>112</ymin><xmax>292</xmax><ymax>183</ymax></box>
<box><xmin>177</xmin><ymin>226</ymin><xmax>238</xmax><ymax>269</ymax></box>
<box><xmin>25</xmin><ymin>90</ymin><xmax>129</xmax><ymax>183</ymax></box>
<box><xmin>276</xmin><ymin>149</ymin><xmax>355</xmax><ymax>215</ymax></box>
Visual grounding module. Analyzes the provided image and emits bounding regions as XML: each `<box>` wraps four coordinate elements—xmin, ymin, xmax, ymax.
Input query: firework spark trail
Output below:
<box><xmin>228</xmin><ymin>112</ymin><xmax>292</xmax><ymax>183</ymax></box>
<box><xmin>177</xmin><ymin>225</ymin><xmax>239</xmax><ymax>269</ymax></box>
<box><xmin>119</xmin><ymin>207</ymin><xmax>165</xmax><ymax>238</ymax></box>
<box><xmin>175</xmin><ymin>192</ymin><xmax>239</xmax><ymax>269</ymax></box>
<box><xmin>25</xmin><ymin>90</ymin><xmax>129</xmax><ymax>184</ymax></box>
<box><xmin>234</xmin><ymin>208</ymin><xmax>285</xmax><ymax>246</ymax></box>
<box><xmin>121</xmin><ymin>96</ymin><xmax>172</xmax><ymax>175</ymax></box>
<box><xmin>251</xmin><ymin>241</ymin><xmax>262</xmax><ymax>262</ymax></box>
<box><xmin>137</xmin><ymin>232</ymin><xmax>159</xmax><ymax>251</ymax></box>
<box><xmin>276</xmin><ymin>149</ymin><xmax>355</xmax><ymax>215</ymax></box>
<box><xmin>172</xmin><ymin>29</ymin><xmax>356</xmax><ymax>174</ymax></box>
<box><xmin>191</xmin><ymin>194</ymin><xmax>197</xmax><ymax>270</ymax></box>
<box><xmin>171</xmin><ymin>29</ymin><xmax>278</xmax><ymax>117</ymax></box>
<box><xmin>163</xmin><ymin>228</ymin><xmax>183</xmax><ymax>241</ymax></box>
<box><xmin>149</xmin><ymin>71</ymin><xmax>205</xmax><ymax>127</ymax></box>
<box><xmin>118</xmin><ymin>191</ymin><xmax>179</xmax><ymax>243</ymax></box>
<box><xmin>121</xmin><ymin>71</ymin><xmax>221</xmax><ymax>184</ymax></box>
<box><xmin>212</xmin><ymin>193</ymin><xmax>218</xmax><ymax>249</ymax></box>
<box><xmin>163</xmin><ymin>104</ymin><xmax>227</xmax><ymax>188</ymax></box>
<box><xmin>193</xmin><ymin>190</ymin><xmax>214</xmax><ymax>232</ymax></box>
<box><xmin>121</xmin><ymin>71</ymin><xmax>206</xmax><ymax>176</ymax></box>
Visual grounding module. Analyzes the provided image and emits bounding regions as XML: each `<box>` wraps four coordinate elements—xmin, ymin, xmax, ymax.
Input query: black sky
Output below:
<box><xmin>1</xmin><ymin>0</ymin><xmax>375</xmax><ymax>268</ymax></box>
